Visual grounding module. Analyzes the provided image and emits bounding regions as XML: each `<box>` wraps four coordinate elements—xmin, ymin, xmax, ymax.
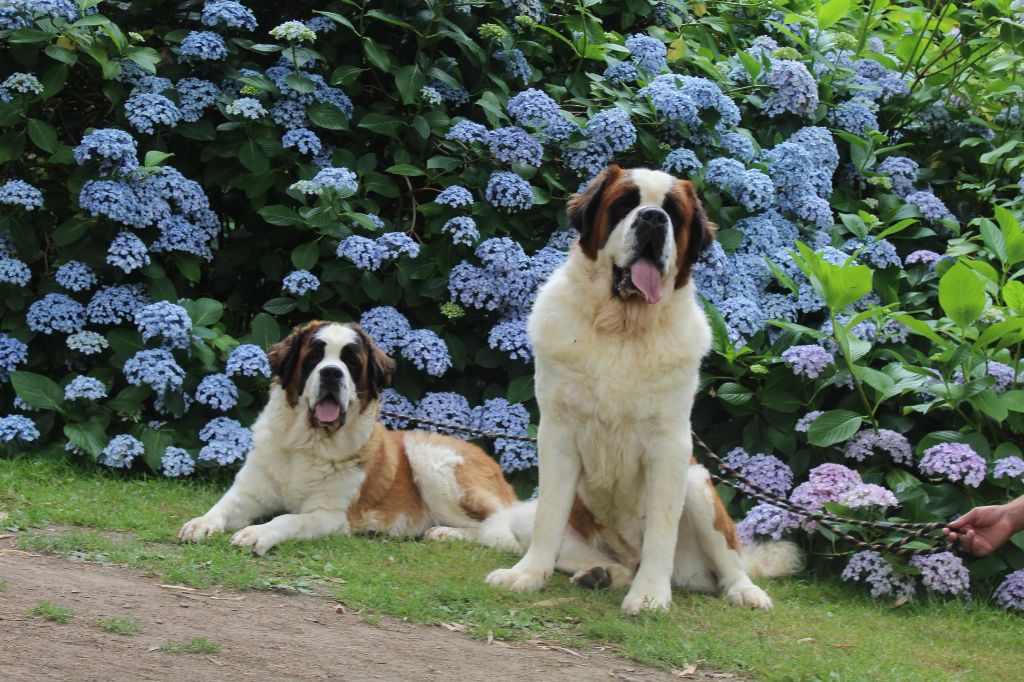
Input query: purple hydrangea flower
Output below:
<box><xmin>838</xmin><ymin>483</ymin><xmax>899</xmax><ymax>509</ymax></box>
<box><xmin>736</xmin><ymin>504</ymin><xmax>800</xmax><ymax>544</ymax></box>
<box><xmin>919</xmin><ymin>443</ymin><xmax>986</xmax><ymax>487</ymax></box>
<box><xmin>722</xmin><ymin>447</ymin><xmax>794</xmax><ymax>497</ymax></box>
<box><xmin>904</xmin><ymin>249</ymin><xmax>941</xmax><ymax>267</ymax></box>
<box><xmin>994</xmin><ymin>570</ymin><xmax>1024</xmax><ymax>611</ymax></box>
<box><xmin>782</xmin><ymin>344</ymin><xmax>835</xmax><ymax>378</ymax></box>
<box><xmin>993</xmin><ymin>456</ymin><xmax>1024</xmax><ymax>482</ymax></box>
<box><xmin>842</xmin><ymin>550</ymin><xmax>916</xmax><ymax>599</ymax></box>
<box><xmin>844</xmin><ymin>429</ymin><xmax>913</xmax><ymax>466</ymax></box>
<box><xmin>910</xmin><ymin>552</ymin><xmax>970</xmax><ymax>596</ymax></box>
<box><xmin>795</xmin><ymin>410</ymin><xmax>823</xmax><ymax>433</ymax></box>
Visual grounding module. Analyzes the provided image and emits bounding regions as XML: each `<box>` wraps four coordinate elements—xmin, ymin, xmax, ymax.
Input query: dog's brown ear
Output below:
<box><xmin>268</xmin><ymin>322</ymin><xmax>319</xmax><ymax>395</ymax></box>
<box><xmin>568</xmin><ymin>165</ymin><xmax>621</xmax><ymax>260</ymax></box>
<box><xmin>673</xmin><ymin>180</ymin><xmax>717</xmax><ymax>289</ymax></box>
<box><xmin>351</xmin><ymin>323</ymin><xmax>396</xmax><ymax>403</ymax></box>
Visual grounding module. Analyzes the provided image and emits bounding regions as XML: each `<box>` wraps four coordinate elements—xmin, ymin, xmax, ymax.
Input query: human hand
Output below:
<box><xmin>943</xmin><ymin>500</ymin><xmax>1024</xmax><ymax>557</ymax></box>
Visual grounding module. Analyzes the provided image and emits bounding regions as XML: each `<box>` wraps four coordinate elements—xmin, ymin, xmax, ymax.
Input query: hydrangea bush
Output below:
<box><xmin>2</xmin><ymin>0</ymin><xmax>1024</xmax><ymax>608</ymax></box>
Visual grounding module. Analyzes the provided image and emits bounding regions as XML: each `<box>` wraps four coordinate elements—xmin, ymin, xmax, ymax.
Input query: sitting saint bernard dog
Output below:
<box><xmin>476</xmin><ymin>166</ymin><xmax>801</xmax><ymax>613</ymax></box>
<box><xmin>179</xmin><ymin>321</ymin><xmax>516</xmax><ymax>556</ymax></box>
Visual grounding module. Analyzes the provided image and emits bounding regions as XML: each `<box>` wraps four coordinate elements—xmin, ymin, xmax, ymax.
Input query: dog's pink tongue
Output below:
<box><xmin>315</xmin><ymin>399</ymin><xmax>341</xmax><ymax>423</ymax></box>
<box><xmin>630</xmin><ymin>259</ymin><xmax>663</xmax><ymax>304</ymax></box>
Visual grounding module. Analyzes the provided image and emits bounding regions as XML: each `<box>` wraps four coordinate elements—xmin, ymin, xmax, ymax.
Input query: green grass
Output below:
<box><xmin>0</xmin><ymin>578</ymin><xmax>6</xmax><ymax>591</ymax></box>
<box><xmin>3</xmin><ymin>457</ymin><xmax>1023</xmax><ymax>680</ymax></box>
<box><xmin>159</xmin><ymin>637</ymin><xmax>220</xmax><ymax>654</ymax></box>
<box><xmin>95</xmin><ymin>616</ymin><xmax>142</xmax><ymax>635</ymax></box>
<box><xmin>25</xmin><ymin>600</ymin><xmax>72</xmax><ymax>624</ymax></box>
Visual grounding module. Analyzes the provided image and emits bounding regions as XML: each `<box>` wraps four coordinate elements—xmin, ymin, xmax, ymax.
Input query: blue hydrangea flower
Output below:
<box><xmin>488</xmin><ymin>314</ymin><xmax>533</xmax><ymax>361</ymax></box>
<box><xmin>843</xmin><ymin>236</ymin><xmax>901</xmax><ymax>269</ymax></box>
<box><xmin>271</xmin><ymin>98</ymin><xmax>308</xmax><ymax>129</ymax></box>
<box><xmin>225</xmin><ymin>96</ymin><xmax>267</xmax><ymax>119</ymax></box>
<box><xmin>226</xmin><ymin>344</ymin><xmax>271</xmax><ymax>378</ymax></box>
<box><xmin>282</xmin><ymin>127</ymin><xmax>322</xmax><ymax>155</ymax></box>
<box><xmin>180</xmin><ymin>31</ymin><xmax>228</xmax><ymax>61</ymax></box>
<box><xmin>177</xmin><ymin>78</ymin><xmax>221</xmax><ymax>122</ymax></box>
<box><xmin>195</xmin><ymin>373</ymin><xmax>238</xmax><ymax>411</ymax></box>
<box><xmin>485</xmin><ymin>171</ymin><xmax>534</xmax><ymax>211</ymax></box>
<box><xmin>719</xmin><ymin>132</ymin><xmax>756</xmax><ymax>163</ymax></box>
<box><xmin>0</xmin><ymin>179</ymin><xmax>43</xmax><ymax>210</ymax></box>
<box><xmin>73</xmin><ymin>129</ymin><xmax>139</xmax><ymax>175</ymax></box>
<box><xmin>27</xmin><ymin>293</ymin><xmax>85</xmax><ymax>334</ymax></box>
<box><xmin>763</xmin><ymin>60</ymin><xmax>819</xmax><ymax>118</ymax></box>
<box><xmin>603</xmin><ymin>62</ymin><xmax>639</xmax><ymax>84</ymax></box>
<box><xmin>414</xmin><ymin>392</ymin><xmax>472</xmax><ymax>436</ymax></box>
<box><xmin>584</xmin><ymin>108</ymin><xmax>635</xmax><ymax>154</ymax></box>
<box><xmin>198</xmin><ymin>417</ymin><xmax>253</xmax><ymax>465</ymax></box>
<box><xmin>379</xmin><ymin>388</ymin><xmax>415</xmax><ymax>429</ymax></box>
<box><xmin>485</xmin><ymin>126</ymin><xmax>544</xmax><ymax>166</ymax></box>
<box><xmin>337</xmin><ymin>236</ymin><xmax>386</xmax><ymax>270</ymax></box>
<box><xmin>0</xmin><ymin>258</ymin><xmax>30</xmax><ymax>287</ymax></box>
<box><xmin>827</xmin><ymin>98</ymin><xmax>878</xmax><ymax>135</ymax></box>
<box><xmin>401</xmin><ymin>328</ymin><xmax>451</xmax><ymax>376</ymax></box>
<box><xmin>67</xmin><ymin>331</ymin><xmax>108</xmax><ymax>355</ymax></box>
<box><xmin>87</xmin><ymin>284</ymin><xmax>150</xmax><ymax>325</ymax></box>
<box><xmin>735</xmin><ymin>170</ymin><xmax>776</xmax><ymax>212</ymax></box>
<box><xmin>919</xmin><ymin>442</ymin><xmax>985</xmax><ymax>487</ymax></box>
<box><xmin>306</xmin><ymin>16</ymin><xmax>336</xmax><ymax>33</ymax></box>
<box><xmin>706</xmin><ymin>157</ymin><xmax>746</xmax><ymax>191</ymax></box>
<box><xmin>626</xmin><ymin>33</ymin><xmax>667</xmax><ymax>75</ymax></box>
<box><xmin>905</xmin><ymin>190</ymin><xmax>956</xmax><ymax>226</ymax></box>
<box><xmin>123</xmin><ymin>348</ymin><xmax>185</xmax><ymax>394</ymax></box>
<box><xmin>378</xmin><ymin>232</ymin><xmax>420</xmax><ymax>259</ymax></box>
<box><xmin>1</xmin><ymin>72</ymin><xmax>43</xmax><ymax>95</ymax></box>
<box><xmin>201</xmin><ymin>0</ymin><xmax>257</xmax><ymax>31</ymax></box>
<box><xmin>435</xmin><ymin>185</ymin><xmax>474</xmax><ymax>208</ymax></box>
<box><xmin>295</xmin><ymin>167</ymin><xmax>358</xmax><ymax>196</ymax></box>
<box><xmin>130</xmin><ymin>75</ymin><xmax>173</xmax><ymax>96</ymax></box>
<box><xmin>282</xmin><ymin>269</ymin><xmax>320</xmax><ymax>295</ymax></box>
<box><xmin>782</xmin><ymin>344</ymin><xmax>834</xmax><ymax>378</ymax></box>
<box><xmin>135</xmin><ymin>301</ymin><xmax>192</xmax><ymax>349</ymax></box>
<box><xmin>124</xmin><ymin>93</ymin><xmax>181</xmax><ymax>134</ymax></box>
<box><xmin>53</xmin><ymin>261</ymin><xmax>97</xmax><ymax>292</ymax></box>
<box><xmin>360</xmin><ymin>307</ymin><xmax>410</xmax><ymax>355</ymax></box>
<box><xmin>663</xmin><ymin>148</ymin><xmax>702</xmax><ymax>174</ymax></box>
<box><xmin>100</xmin><ymin>434</ymin><xmax>144</xmax><ymax>468</ymax></box>
<box><xmin>877</xmin><ymin>156</ymin><xmax>918</xmax><ymax>198</ymax></box>
<box><xmin>152</xmin><ymin>216</ymin><xmax>215</xmax><ymax>261</ymax></box>
<box><xmin>107</xmin><ymin>231</ymin><xmax>151</xmax><ymax>273</ymax></box>
<box><xmin>270</xmin><ymin>20</ymin><xmax>316</xmax><ymax>43</ymax></box>
<box><xmin>64</xmin><ymin>376</ymin><xmax>107</xmax><ymax>401</ymax></box>
<box><xmin>507</xmin><ymin>88</ymin><xmax>560</xmax><ymax>128</ymax></box>
<box><xmin>446</xmin><ymin>120</ymin><xmax>489</xmax><ymax>143</ymax></box>
<box><xmin>0</xmin><ymin>414</ymin><xmax>39</xmax><ymax>442</ymax></box>
<box><xmin>473</xmin><ymin>397</ymin><xmax>536</xmax><ymax>472</ymax></box>
<box><xmin>0</xmin><ymin>334</ymin><xmax>28</xmax><ymax>380</ymax></box>
<box><xmin>441</xmin><ymin>216</ymin><xmax>479</xmax><ymax>246</ymax></box>
<box><xmin>735</xmin><ymin>211</ymin><xmax>797</xmax><ymax>257</ymax></box>
<box><xmin>161</xmin><ymin>446</ymin><xmax>196</xmax><ymax>477</ymax></box>
<box><xmin>494</xmin><ymin>48</ymin><xmax>531</xmax><ymax>84</ymax></box>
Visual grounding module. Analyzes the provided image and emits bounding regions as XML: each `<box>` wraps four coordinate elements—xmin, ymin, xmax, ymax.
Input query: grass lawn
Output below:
<box><xmin>2</xmin><ymin>457</ymin><xmax>1021</xmax><ymax>681</ymax></box>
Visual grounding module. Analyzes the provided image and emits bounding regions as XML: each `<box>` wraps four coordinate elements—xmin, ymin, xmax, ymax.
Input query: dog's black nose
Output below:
<box><xmin>320</xmin><ymin>366</ymin><xmax>343</xmax><ymax>381</ymax></box>
<box><xmin>637</xmin><ymin>208</ymin><xmax>667</xmax><ymax>226</ymax></box>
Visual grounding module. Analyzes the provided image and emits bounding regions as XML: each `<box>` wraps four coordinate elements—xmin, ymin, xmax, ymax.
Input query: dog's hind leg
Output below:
<box><xmin>674</xmin><ymin>465</ymin><xmax>773</xmax><ymax>609</ymax></box>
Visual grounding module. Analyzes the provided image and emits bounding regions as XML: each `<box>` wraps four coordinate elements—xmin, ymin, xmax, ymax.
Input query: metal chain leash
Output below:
<box><xmin>381</xmin><ymin>410</ymin><xmax>955</xmax><ymax>558</ymax></box>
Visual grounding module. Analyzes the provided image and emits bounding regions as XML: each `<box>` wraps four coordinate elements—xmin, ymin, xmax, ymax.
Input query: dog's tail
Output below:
<box><xmin>740</xmin><ymin>541</ymin><xmax>804</xmax><ymax>579</ymax></box>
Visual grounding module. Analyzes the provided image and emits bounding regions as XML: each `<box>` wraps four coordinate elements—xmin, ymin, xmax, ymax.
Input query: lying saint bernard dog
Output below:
<box><xmin>179</xmin><ymin>321</ymin><xmax>516</xmax><ymax>556</ymax></box>
<box><xmin>479</xmin><ymin>165</ymin><xmax>801</xmax><ymax>613</ymax></box>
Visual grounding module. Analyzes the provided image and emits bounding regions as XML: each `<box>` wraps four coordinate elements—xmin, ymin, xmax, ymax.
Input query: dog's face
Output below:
<box><xmin>567</xmin><ymin>165</ymin><xmax>716</xmax><ymax>303</ymax></box>
<box><xmin>267</xmin><ymin>321</ymin><xmax>395</xmax><ymax>431</ymax></box>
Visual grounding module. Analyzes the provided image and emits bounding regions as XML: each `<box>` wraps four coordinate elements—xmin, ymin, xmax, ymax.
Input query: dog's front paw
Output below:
<box><xmin>621</xmin><ymin>581</ymin><xmax>672</xmax><ymax>615</ymax></box>
<box><xmin>178</xmin><ymin>516</ymin><xmax>224</xmax><ymax>543</ymax></box>
<box><xmin>485</xmin><ymin>566</ymin><xmax>549</xmax><ymax>593</ymax></box>
<box><xmin>231</xmin><ymin>525</ymin><xmax>277</xmax><ymax>556</ymax></box>
<box><xmin>423</xmin><ymin>526</ymin><xmax>469</xmax><ymax>543</ymax></box>
<box><xmin>724</xmin><ymin>583</ymin><xmax>773</xmax><ymax>610</ymax></box>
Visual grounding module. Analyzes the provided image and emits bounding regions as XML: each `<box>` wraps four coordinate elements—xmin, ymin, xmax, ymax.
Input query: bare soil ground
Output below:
<box><xmin>0</xmin><ymin>538</ymin><xmax>725</xmax><ymax>682</ymax></box>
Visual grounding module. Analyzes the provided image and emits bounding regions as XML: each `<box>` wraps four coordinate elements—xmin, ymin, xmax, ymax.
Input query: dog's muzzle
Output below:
<box><xmin>311</xmin><ymin>366</ymin><xmax>346</xmax><ymax>428</ymax></box>
<box><xmin>612</xmin><ymin>208</ymin><xmax>668</xmax><ymax>305</ymax></box>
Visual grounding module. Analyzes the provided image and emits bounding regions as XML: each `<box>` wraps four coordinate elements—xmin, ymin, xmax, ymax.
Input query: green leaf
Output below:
<box><xmin>316</xmin><ymin>10</ymin><xmax>356</xmax><ymax>32</ymax></box>
<box><xmin>238</xmin><ymin>140</ymin><xmax>269</xmax><ymax>173</ymax></box>
<box><xmin>717</xmin><ymin>382</ymin><xmax>754</xmax><ymax>405</ymax></box>
<box><xmin>10</xmin><ymin>371</ymin><xmax>63</xmax><ymax>410</ymax></box>
<box><xmin>972</xmin><ymin>390</ymin><xmax>1008</xmax><ymax>421</ymax></box>
<box><xmin>938</xmin><ymin>262</ymin><xmax>987</xmax><ymax>328</ymax></box>
<box><xmin>107</xmin><ymin>386</ymin><xmax>149</xmax><ymax>413</ymax></box>
<box><xmin>143</xmin><ymin>150</ymin><xmax>174</xmax><ymax>167</ymax></box>
<box><xmin>980</xmin><ymin>219</ymin><xmax>1008</xmax><ymax>265</ymax></box>
<box><xmin>264</xmin><ymin>297</ymin><xmax>297</xmax><ymax>315</ymax></box>
<box><xmin>358</xmin><ymin>113</ymin><xmax>403</xmax><ymax>137</ymax></box>
<box><xmin>1004</xmin><ymin>281</ymin><xmax>1024</xmax><ymax>314</ymax></box>
<box><xmin>140</xmin><ymin>428</ymin><xmax>174</xmax><ymax>472</ymax></box>
<box><xmin>258</xmin><ymin>205</ymin><xmax>306</xmax><ymax>227</ymax></box>
<box><xmin>306</xmin><ymin>103</ymin><xmax>350</xmax><ymax>130</ymax></box>
<box><xmin>64</xmin><ymin>421</ymin><xmax>108</xmax><ymax>458</ymax></box>
<box><xmin>385</xmin><ymin>164</ymin><xmax>425</xmax><ymax>176</ymax></box>
<box><xmin>27</xmin><ymin>118</ymin><xmax>58</xmax><ymax>153</ymax></box>
<box><xmin>284</xmin><ymin>72</ymin><xmax>316</xmax><ymax>94</ymax></box>
<box><xmin>362</xmin><ymin>38</ymin><xmax>392</xmax><ymax>70</ymax></box>
<box><xmin>507</xmin><ymin>375</ymin><xmax>535</xmax><ymax>403</ymax></box>
<box><xmin>1003</xmin><ymin>390</ymin><xmax>1024</xmax><ymax>413</ymax></box>
<box><xmin>188</xmin><ymin>298</ymin><xmax>224</xmax><ymax>327</ymax></box>
<box><xmin>892</xmin><ymin>313</ymin><xmax>946</xmax><ymax>346</ymax></box>
<box><xmin>393</xmin><ymin>65</ymin><xmax>426</xmax><ymax>105</ymax></box>
<box><xmin>807</xmin><ymin>410</ymin><xmax>863</xmax><ymax>447</ymax></box>
<box><xmin>817</xmin><ymin>0</ymin><xmax>851</xmax><ymax>30</ymax></box>
<box><xmin>251</xmin><ymin>313</ymin><xmax>281</xmax><ymax>349</ymax></box>
<box><xmin>291</xmin><ymin>241</ymin><xmax>319</xmax><ymax>270</ymax></box>
<box><xmin>52</xmin><ymin>216</ymin><xmax>91</xmax><ymax>247</ymax></box>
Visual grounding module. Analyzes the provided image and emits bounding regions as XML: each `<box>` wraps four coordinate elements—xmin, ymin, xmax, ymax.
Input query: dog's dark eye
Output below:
<box><xmin>341</xmin><ymin>345</ymin><xmax>361</xmax><ymax>379</ymax></box>
<box><xmin>662</xmin><ymin>196</ymin><xmax>683</xmax><ymax>232</ymax></box>
<box><xmin>609</xmin><ymin>187</ymin><xmax>640</xmax><ymax>227</ymax></box>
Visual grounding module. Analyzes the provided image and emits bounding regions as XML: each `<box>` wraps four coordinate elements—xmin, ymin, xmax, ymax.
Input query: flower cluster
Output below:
<box><xmin>919</xmin><ymin>443</ymin><xmax>986</xmax><ymax>487</ymax></box>
<box><xmin>722</xmin><ymin>447</ymin><xmax>794</xmax><ymax>497</ymax></box>
<box><xmin>0</xmin><ymin>414</ymin><xmax>39</xmax><ymax>442</ymax></box>
<box><xmin>226</xmin><ymin>344</ymin><xmax>271</xmax><ymax>377</ymax></box>
<box><xmin>198</xmin><ymin>417</ymin><xmax>253</xmax><ymax>465</ymax></box>
<box><xmin>100</xmin><ymin>434</ymin><xmax>144</xmax><ymax>469</ymax></box>
<box><xmin>843</xmin><ymin>429</ymin><xmax>913</xmax><ymax>466</ymax></box>
<box><xmin>337</xmin><ymin>232</ymin><xmax>420</xmax><ymax>271</ymax></box>
<box><xmin>64</xmin><ymin>376</ymin><xmax>107</xmax><ymax>401</ymax></box>
<box><xmin>842</xmin><ymin>550</ymin><xmax>916</xmax><ymax>599</ymax></box>
<box><xmin>359</xmin><ymin>307</ymin><xmax>451</xmax><ymax>376</ymax></box>
<box><xmin>161</xmin><ymin>446</ymin><xmax>196</xmax><ymax>477</ymax></box>
<box><xmin>135</xmin><ymin>301</ymin><xmax>192</xmax><ymax>349</ymax></box>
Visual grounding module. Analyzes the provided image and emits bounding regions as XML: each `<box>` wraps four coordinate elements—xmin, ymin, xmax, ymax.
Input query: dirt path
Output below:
<box><xmin>0</xmin><ymin>540</ymin><xmax>726</xmax><ymax>682</ymax></box>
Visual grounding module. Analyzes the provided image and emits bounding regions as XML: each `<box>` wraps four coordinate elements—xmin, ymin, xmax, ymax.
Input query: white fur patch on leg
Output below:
<box><xmin>423</xmin><ymin>526</ymin><xmax>474</xmax><ymax>543</ymax></box>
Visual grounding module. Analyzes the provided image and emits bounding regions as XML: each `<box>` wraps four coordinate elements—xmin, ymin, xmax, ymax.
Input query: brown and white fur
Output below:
<box><xmin>179</xmin><ymin>321</ymin><xmax>516</xmax><ymax>556</ymax></box>
<box><xmin>477</xmin><ymin>166</ymin><xmax>801</xmax><ymax>614</ymax></box>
